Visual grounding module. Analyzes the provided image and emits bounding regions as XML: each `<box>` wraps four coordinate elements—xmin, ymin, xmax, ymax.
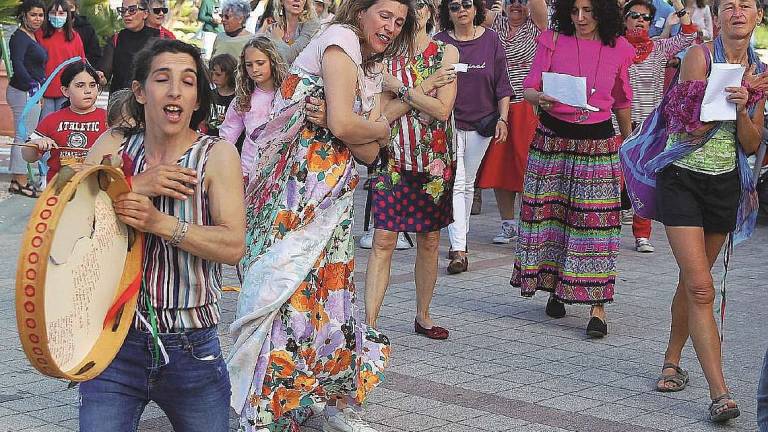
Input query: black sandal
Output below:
<box><xmin>656</xmin><ymin>362</ymin><xmax>689</xmax><ymax>392</ymax></box>
<box><xmin>8</xmin><ymin>179</ymin><xmax>39</xmax><ymax>198</ymax></box>
<box><xmin>709</xmin><ymin>392</ymin><xmax>740</xmax><ymax>423</ymax></box>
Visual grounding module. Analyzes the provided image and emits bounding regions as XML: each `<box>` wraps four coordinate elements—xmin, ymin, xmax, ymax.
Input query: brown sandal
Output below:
<box><xmin>709</xmin><ymin>392</ymin><xmax>740</xmax><ymax>422</ymax></box>
<box><xmin>8</xmin><ymin>179</ymin><xmax>39</xmax><ymax>198</ymax></box>
<box><xmin>656</xmin><ymin>362</ymin><xmax>689</xmax><ymax>392</ymax></box>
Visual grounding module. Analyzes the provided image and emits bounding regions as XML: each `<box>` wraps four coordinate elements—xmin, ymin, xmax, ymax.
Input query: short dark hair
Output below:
<box><xmin>43</xmin><ymin>0</ymin><xmax>76</xmax><ymax>41</ymax></box>
<box><xmin>16</xmin><ymin>0</ymin><xmax>46</xmax><ymax>25</ymax></box>
<box><xmin>439</xmin><ymin>0</ymin><xmax>486</xmax><ymax>31</ymax></box>
<box><xmin>209</xmin><ymin>53</ymin><xmax>237</xmax><ymax>90</ymax></box>
<box><xmin>623</xmin><ymin>0</ymin><xmax>656</xmax><ymax>21</ymax></box>
<box><xmin>118</xmin><ymin>39</ymin><xmax>212</xmax><ymax>135</ymax></box>
<box><xmin>60</xmin><ymin>62</ymin><xmax>100</xmax><ymax>88</ymax></box>
<box><xmin>551</xmin><ymin>0</ymin><xmax>623</xmax><ymax>47</ymax></box>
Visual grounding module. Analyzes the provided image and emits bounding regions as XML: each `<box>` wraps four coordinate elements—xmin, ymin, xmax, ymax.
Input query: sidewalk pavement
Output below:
<box><xmin>0</xmin><ymin>179</ymin><xmax>766</xmax><ymax>432</ymax></box>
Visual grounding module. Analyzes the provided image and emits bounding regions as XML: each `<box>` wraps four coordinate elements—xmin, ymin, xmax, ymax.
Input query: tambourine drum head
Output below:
<box><xmin>17</xmin><ymin>165</ymin><xmax>140</xmax><ymax>381</ymax></box>
<box><xmin>46</xmin><ymin>174</ymin><xmax>129</xmax><ymax>371</ymax></box>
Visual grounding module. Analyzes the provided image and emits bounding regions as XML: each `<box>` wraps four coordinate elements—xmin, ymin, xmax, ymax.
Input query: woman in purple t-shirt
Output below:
<box><xmin>435</xmin><ymin>0</ymin><xmax>513</xmax><ymax>275</ymax></box>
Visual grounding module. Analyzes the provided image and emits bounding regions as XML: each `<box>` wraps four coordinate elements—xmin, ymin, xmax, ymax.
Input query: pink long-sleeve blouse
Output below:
<box><xmin>522</xmin><ymin>30</ymin><xmax>635</xmax><ymax>124</ymax></box>
<box><xmin>220</xmin><ymin>87</ymin><xmax>275</xmax><ymax>174</ymax></box>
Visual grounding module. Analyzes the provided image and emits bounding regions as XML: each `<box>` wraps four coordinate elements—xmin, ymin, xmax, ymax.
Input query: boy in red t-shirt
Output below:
<box><xmin>23</xmin><ymin>62</ymin><xmax>107</xmax><ymax>181</ymax></box>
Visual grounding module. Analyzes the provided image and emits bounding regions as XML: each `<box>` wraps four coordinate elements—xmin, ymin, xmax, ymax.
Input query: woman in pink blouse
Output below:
<box><xmin>512</xmin><ymin>0</ymin><xmax>633</xmax><ymax>338</ymax></box>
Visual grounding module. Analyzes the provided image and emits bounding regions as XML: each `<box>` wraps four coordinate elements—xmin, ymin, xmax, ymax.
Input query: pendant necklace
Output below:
<box><xmin>575</xmin><ymin>34</ymin><xmax>602</xmax><ymax>123</ymax></box>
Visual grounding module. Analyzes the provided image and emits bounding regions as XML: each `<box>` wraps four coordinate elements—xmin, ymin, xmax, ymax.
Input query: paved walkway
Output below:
<box><xmin>0</xmin><ymin>176</ymin><xmax>766</xmax><ymax>431</ymax></box>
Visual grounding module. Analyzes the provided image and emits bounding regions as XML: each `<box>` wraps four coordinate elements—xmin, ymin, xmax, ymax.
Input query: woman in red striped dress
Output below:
<box><xmin>363</xmin><ymin>0</ymin><xmax>459</xmax><ymax>339</ymax></box>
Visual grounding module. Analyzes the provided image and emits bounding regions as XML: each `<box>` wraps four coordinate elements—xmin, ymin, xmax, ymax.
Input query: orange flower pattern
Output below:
<box><xmin>240</xmin><ymin>67</ymin><xmax>389</xmax><ymax>431</ymax></box>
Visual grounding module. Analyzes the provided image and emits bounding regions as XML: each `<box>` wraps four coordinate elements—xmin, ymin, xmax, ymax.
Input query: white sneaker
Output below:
<box><xmin>492</xmin><ymin>221</ymin><xmax>518</xmax><ymax>244</ymax></box>
<box><xmin>359</xmin><ymin>230</ymin><xmax>373</xmax><ymax>249</ymax></box>
<box><xmin>323</xmin><ymin>408</ymin><xmax>378</xmax><ymax>432</ymax></box>
<box><xmin>621</xmin><ymin>209</ymin><xmax>634</xmax><ymax>225</ymax></box>
<box><xmin>395</xmin><ymin>232</ymin><xmax>412</xmax><ymax>250</ymax></box>
<box><xmin>635</xmin><ymin>237</ymin><xmax>655</xmax><ymax>253</ymax></box>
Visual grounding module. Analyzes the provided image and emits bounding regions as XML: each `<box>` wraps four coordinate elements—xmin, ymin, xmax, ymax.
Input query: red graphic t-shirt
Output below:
<box><xmin>30</xmin><ymin>107</ymin><xmax>108</xmax><ymax>181</ymax></box>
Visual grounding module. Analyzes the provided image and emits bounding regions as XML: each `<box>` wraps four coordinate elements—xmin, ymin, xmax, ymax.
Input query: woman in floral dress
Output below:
<box><xmin>226</xmin><ymin>1</ymin><xmax>416</xmax><ymax>431</ymax></box>
<box><xmin>363</xmin><ymin>0</ymin><xmax>459</xmax><ymax>339</ymax></box>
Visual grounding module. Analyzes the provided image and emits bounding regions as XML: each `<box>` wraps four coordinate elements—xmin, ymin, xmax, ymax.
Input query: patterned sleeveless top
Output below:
<box><xmin>122</xmin><ymin>133</ymin><xmax>223</xmax><ymax>332</ymax></box>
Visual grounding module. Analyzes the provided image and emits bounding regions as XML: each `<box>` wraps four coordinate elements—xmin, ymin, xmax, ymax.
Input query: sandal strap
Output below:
<box><xmin>711</xmin><ymin>392</ymin><xmax>734</xmax><ymax>405</ymax></box>
<box><xmin>662</xmin><ymin>362</ymin><xmax>684</xmax><ymax>374</ymax></box>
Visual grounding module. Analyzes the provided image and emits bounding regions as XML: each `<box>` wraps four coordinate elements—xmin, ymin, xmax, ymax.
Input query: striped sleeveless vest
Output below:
<box><xmin>122</xmin><ymin>133</ymin><xmax>223</xmax><ymax>332</ymax></box>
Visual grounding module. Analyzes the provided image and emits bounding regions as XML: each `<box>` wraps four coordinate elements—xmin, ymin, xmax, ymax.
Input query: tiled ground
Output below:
<box><xmin>0</xmin><ymin>171</ymin><xmax>766</xmax><ymax>431</ymax></box>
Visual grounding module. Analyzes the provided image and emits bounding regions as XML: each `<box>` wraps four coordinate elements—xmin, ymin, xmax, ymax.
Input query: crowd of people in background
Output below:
<box><xmin>5</xmin><ymin>0</ymin><xmax>768</xmax><ymax>430</ymax></box>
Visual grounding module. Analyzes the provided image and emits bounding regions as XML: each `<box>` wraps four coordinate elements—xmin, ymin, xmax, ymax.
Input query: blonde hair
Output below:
<box><xmin>275</xmin><ymin>0</ymin><xmax>318</xmax><ymax>27</ymax></box>
<box><xmin>235</xmin><ymin>36</ymin><xmax>287</xmax><ymax>113</ymax></box>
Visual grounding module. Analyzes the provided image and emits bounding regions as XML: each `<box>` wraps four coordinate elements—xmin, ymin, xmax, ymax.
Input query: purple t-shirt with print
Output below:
<box><xmin>434</xmin><ymin>28</ymin><xmax>514</xmax><ymax>131</ymax></box>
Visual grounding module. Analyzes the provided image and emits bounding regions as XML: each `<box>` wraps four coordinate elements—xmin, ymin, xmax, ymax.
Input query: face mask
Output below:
<box><xmin>49</xmin><ymin>15</ymin><xmax>66</xmax><ymax>29</ymax></box>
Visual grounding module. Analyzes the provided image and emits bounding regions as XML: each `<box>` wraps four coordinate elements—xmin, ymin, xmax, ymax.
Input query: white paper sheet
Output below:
<box><xmin>542</xmin><ymin>72</ymin><xmax>599</xmax><ymax>112</ymax></box>
<box><xmin>452</xmin><ymin>63</ymin><xmax>468</xmax><ymax>73</ymax></box>
<box><xmin>700</xmin><ymin>64</ymin><xmax>746</xmax><ymax>122</ymax></box>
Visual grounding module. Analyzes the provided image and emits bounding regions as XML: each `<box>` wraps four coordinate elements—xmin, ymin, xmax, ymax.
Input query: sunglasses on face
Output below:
<box><xmin>117</xmin><ymin>5</ymin><xmax>146</xmax><ymax>16</ymax></box>
<box><xmin>448</xmin><ymin>1</ymin><xmax>473</xmax><ymax>12</ymax></box>
<box><xmin>625</xmin><ymin>11</ymin><xmax>652</xmax><ymax>21</ymax></box>
<box><xmin>506</xmin><ymin>0</ymin><xmax>529</xmax><ymax>5</ymax></box>
<box><xmin>151</xmin><ymin>7</ymin><xmax>168</xmax><ymax>14</ymax></box>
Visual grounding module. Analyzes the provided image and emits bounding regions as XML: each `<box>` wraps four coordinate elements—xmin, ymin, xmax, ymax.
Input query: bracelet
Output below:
<box><xmin>675</xmin><ymin>8</ymin><xmax>688</xmax><ymax>17</ymax></box>
<box><xmin>168</xmin><ymin>218</ymin><xmax>189</xmax><ymax>247</ymax></box>
<box><xmin>498</xmin><ymin>118</ymin><xmax>508</xmax><ymax>125</ymax></box>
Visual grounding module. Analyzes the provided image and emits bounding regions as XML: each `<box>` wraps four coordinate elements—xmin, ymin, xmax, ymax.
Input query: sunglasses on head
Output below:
<box><xmin>117</xmin><ymin>5</ymin><xmax>146</xmax><ymax>15</ymax></box>
<box><xmin>625</xmin><ymin>11</ymin><xmax>652</xmax><ymax>21</ymax></box>
<box><xmin>448</xmin><ymin>1</ymin><xmax>473</xmax><ymax>12</ymax></box>
<box><xmin>416</xmin><ymin>1</ymin><xmax>429</xmax><ymax>9</ymax></box>
<box><xmin>151</xmin><ymin>7</ymin><xmax>168</xmax><ymax>14</ymax></box>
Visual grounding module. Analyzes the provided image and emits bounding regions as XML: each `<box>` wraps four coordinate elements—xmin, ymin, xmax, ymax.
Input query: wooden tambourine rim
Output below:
<box><xmin>15</xmin><ymin>165</ymin><xmax>142</xmax><ymax>382</ymax></box>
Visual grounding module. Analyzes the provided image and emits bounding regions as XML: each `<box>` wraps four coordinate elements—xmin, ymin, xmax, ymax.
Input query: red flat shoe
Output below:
<box><xmin>414</xmin><ymin>320</ymin><xmax>449</xmax><ymax>340</ymax></box>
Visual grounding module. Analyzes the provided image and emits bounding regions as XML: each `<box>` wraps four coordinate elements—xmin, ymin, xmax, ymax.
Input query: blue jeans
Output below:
<box><xmin>759</xmin><ymin>348</ymin><xmax>768</xmax><ymax>431</ymax></box>
<box><xmin>79</xmin><ymin>326</ymin><xmax>231</xmax><ymax>432</ymax></box>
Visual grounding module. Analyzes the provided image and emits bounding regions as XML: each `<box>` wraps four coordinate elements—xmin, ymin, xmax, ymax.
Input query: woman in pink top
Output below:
<box><xmin>220</xmin><ymin>36</ymin><xmax>285</xmax><ymax>175</ymax></box>
<box><xmin>512</xmin><ymin>0</ymin><xmax>634</xmax><ymax>338</ymax></box>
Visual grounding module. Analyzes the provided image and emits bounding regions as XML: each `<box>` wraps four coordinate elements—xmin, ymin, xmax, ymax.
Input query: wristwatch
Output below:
<box><xmin>675</xmin><ymin>8</ymin><xmax>688</xmax><ymax>17</ymax></box>
<box><xmin>396</xmin><ymin>85</ymin><xmax>410</xmax><ymax>102</ymax></box>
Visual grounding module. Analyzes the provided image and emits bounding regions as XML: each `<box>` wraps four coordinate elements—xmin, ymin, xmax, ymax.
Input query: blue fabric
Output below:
<box><xmin>650</xmin><ymin>0</ymin><xmax>675</xmax><ymax>37</ymax></box>
<box><xmin>759</xmin><ymin>348</ymin><xmax>768</xmax><ymax>432</ymax></box>
<box><xmin>79</xmin><ymin>326</ymin><xmax>231</xmax><ymax>432</ymax></box>
<box><xmin>620</xmin><ymin>36</ymin><xmax>763</xmax><ymax>244</ymax></box>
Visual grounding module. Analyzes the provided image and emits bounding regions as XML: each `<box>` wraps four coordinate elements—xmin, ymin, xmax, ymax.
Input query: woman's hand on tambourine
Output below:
<box><xmin>305</xmin><ymin>96</ymin><xmax>327</xmax><ymax>128</ymax></box>
<box><xmin>131</xmin><ymin>165</ymin><xmax>197</xmax><ymax>200</ymax></box>
<box><xmin>114</xmin><ymin>192</ymin><xmax>166</xmax><ymax>233</ymax></box>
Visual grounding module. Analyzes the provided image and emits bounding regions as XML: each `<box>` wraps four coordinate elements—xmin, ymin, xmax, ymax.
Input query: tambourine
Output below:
<box><xmin>16</xmin><ymin>163</ymin><xmax>143</xmax><ymax>382</ymax></box>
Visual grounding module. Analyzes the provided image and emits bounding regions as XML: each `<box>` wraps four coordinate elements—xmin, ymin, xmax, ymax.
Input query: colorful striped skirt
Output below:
<box><xmin>511</xmin><ymin>114</ymin><xmax>622</xmax><ymax>304</ymax></box>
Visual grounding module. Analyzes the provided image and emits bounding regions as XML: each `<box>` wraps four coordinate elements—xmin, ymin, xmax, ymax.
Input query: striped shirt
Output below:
<box><xmin>629</xmin><ymin>31</ymin><xmax>697</xmax><ymax>123</ymax></box>
<box><xmin>492</xmin><ymin>14</ymin><xmax>540</xmax><ymax>103</ymax></box>
<box><xmin>386</xmin><ymin>41</ymin><xmax>453</xmax><ymax>173</ymax></box>
<box><xmin>123</xmin><ymin>133</ymin><xmax>223</xmax><ymax>332</ymax></box>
